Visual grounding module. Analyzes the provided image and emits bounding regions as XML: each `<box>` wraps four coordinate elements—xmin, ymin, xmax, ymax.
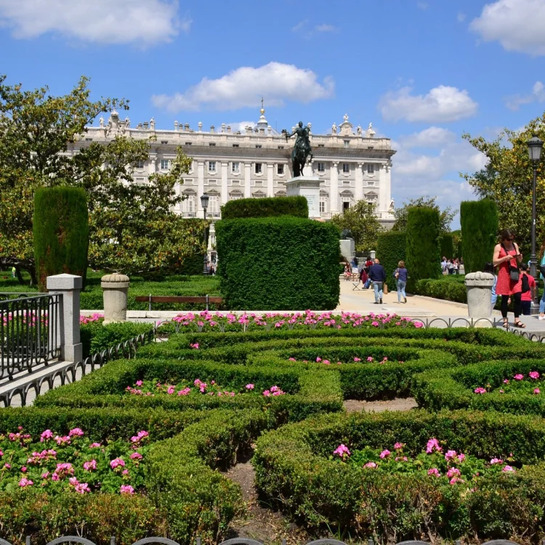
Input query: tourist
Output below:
<box><xmin>393</xmin><ymin>260</ymin><xmax>408</xmax><ymax>303</ymax></box>
<box><xmin>368</xmin><ymin>258</ymin><xmax>386</xmax><ymax>304</ymax></box>
<box><xmin>483</xmin><ymin>262</ymin><xmax>498</xmax><ymax>311</ymax></box>
<box><xmin>441</xmin><ymin>256</ymin><xmax>448</xmax><ymax>275</ymax></box>
<box><xmin>492</xmin><ymin>229</ymin><xmax>524</xmax><ymax>328</ymax></box>
<box><xmin>519</xmin><ymin>263</ymin><xmax>535</xmax><ymax>315</ymax></box>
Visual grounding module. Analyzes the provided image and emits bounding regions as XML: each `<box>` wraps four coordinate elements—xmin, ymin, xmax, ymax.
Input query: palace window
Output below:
<box><xmin>232</xmin><ymin>162</ymin><xmax>240</xmax><ymax>173</ymax></box>
<box><xmin>317</xmin><ymin>162</ymin><xmax>325</xmax><ymax>172</ymax></box>
<box><xmin>208</xmin><ymin>161</ymin><xmax>216</xmax><ymax>173</ymax></box>
<box><xmin>160</xmin><ymin>159</ymin><xmax>170</xmax><ymax>170</ymax></box>
<box><xmin>367</xmin><ymin>163</ymin><xmax>375</xmax><ymax>174</ymax></box>
<box><xmin>255</xmin><ymin>163</ymin><xmax>262</xmax><ymax>174</ymax></box>
<box><xmin>277</xmin><ymin>164</ymin><xmax>284</xmax><ymax>175</ymax></box>
<box><xmin>342</xmin><ymin>163</ymin><xmax>350</xmax><ymax>173</ymax></box>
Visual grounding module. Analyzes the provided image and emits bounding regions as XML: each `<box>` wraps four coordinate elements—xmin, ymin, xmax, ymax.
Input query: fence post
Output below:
<box><xmin>46</xmin><ymin>274</ymin><xmax>83</xmax><ymax>363</ymax></box>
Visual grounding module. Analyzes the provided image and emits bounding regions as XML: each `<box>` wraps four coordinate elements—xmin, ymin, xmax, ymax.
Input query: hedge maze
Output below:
<box><xmin>6</xmin><ymin>319</ymin><xmax>545</xmax><ymax>544</ymax></box>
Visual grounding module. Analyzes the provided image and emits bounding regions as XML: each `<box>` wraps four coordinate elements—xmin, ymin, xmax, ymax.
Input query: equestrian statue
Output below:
<box><xmin>282</xmin><ymin>121</ymin><xmax>313</xmax><ymax>177</ymax></box>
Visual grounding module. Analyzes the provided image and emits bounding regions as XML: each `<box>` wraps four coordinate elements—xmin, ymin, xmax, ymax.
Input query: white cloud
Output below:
<box><xmin>291</xmin><ymin>20</ymin><xmax>338</xmax><ymax>37</ymax></box>
<box><xmin>152</xmin><ymin>62</ymin><xmax>335</xmax><ymax>112</ymax></box>
<box><xmin>0</xmin><ymin>0</ymin><xmax>186</xmax><ymax>47</ymax></box>
<box><xmin>391</xmin><ymin>135</ymin><xmax>487</xmax><ymax>227</ymax></box>
<box><xmin>470</xmin><ymin>0</ymin><xmax>545</xmax><ymax>55</ymax></box>
<box><xmin>398</xmin><ymin>127</ymin><xmax>457</xmax><ymax>149</ymax></box>
<box><xmin>314</xmin><ymin>24</ymin><xmax>337</xmax><ymax>33</ymax></box>
<box><xmin>379</xmin><ymin>85</ymin><xmax>478</xmax><ymax>123</ymax></box>
<box><xmin>505</xmin><ymin>81</ymin><xmax>545</xmax><ymax>110</ymax></box>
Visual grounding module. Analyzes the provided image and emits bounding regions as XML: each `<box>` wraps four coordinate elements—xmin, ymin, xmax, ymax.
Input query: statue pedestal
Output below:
<box><xmin>285</xmin><ymin>176</ymin><xmax>322</xmax><ymax>218</ymax></box>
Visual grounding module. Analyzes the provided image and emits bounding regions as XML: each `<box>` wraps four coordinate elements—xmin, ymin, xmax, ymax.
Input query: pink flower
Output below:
<box><xmin>189</xmin><ymin>343</ymin><xmax>199</xmax><ymax>349</ymax></box>
<box><xmin>120</xmin><ymin>484</ymin><xmax>135</xmax><ymax>495</ymax></box>
<box><xmin>447</xmin><ymin>467</ymin><xmax>461</xmax><ymax>478</ymax></box>
<box><xmin>364</xmin><ymin>462</ymin><xmax>377</xmax><ymax>468</ymax></box>
<box><xmin>130</xmin><ymin>452</ymin><xmax>143</xmax><ymax>461</ymax></box>
<box><xmin>19</xmin><ymin>477</ymin><xmax>34</xmax><ymax>487</ymax></box>
<box><xmin>40</xmin><ymin>429</ymin><xmax>54</xmax><ymax>442</ymax></box>
<box><xmin>68</xmin><ymin>428</ymin><xmax>84</xmax><ymax>437</ymax></box>
<box><xmin>110</xmin><ymin>458</ymin><xmax>125</xmax><ymax>470</ymax></box>
<box><xmin>366</xmin><ymin>357</ymin><xmax>373</xmax><ymax>362</ymax></box>
<box><xmin>246</xmin><ymin>384</ymin><xmax>255</xmax><ymax>390</ymax></box>
<box><xmin>90</xmin><ymin>442</ymin><xmax>101</xmax><ymax>448</ymax></box>
<box><xmin>490</xmin><ymin>458</ymin><xmax>503</xmax><ymax>465</ymax></box>
<box><xmin>530</xmin><ymin>371</ymin><xmax>540</xmax><ymax>380</ymax></box>
<box><xmin>474</xmin><ymin>387</ymin><xmax>487</xmax><ymax>394</ymax></box>
<box><xmin>502</xmin><ymin>465</ymin><xmax>515</xmax><ymax>472</ymax></box>
<box><xmin>333</xmin><ymin>444</ymin><xmax>351</xmax><ymax>458</ymax></box>
<box><xmin>316</xmin><ymin>357</ymin><xmax>322</xmax><ymax>362</ymax></box>
<box><xmin>394</xmin><ymin>442</ymin><xmax>404</xmax><ymax>450</ymax></box>
<box><xmin>503</xmin><ymin>379</ymin><xmax>509</xmax><ymax>384</ymax></box>
<box><xmin>445</xmin><ymin>450</ymin><xmax>457</xmax><ymax>461</ymax></box>
<box><xmin>135</xmin><ymin>380</ymin><xmax>143</xmax><ymax>386</ymax></box>
<box><xmin>428</xmin><ymin>468</ymin><xmax>441</xmax><ymax>477</ymax></box>
<box><xmin>83</xmin><ymin>460</ymin><xmax>97</xmax><ymax>471</ymax></box>
<box><xmin>353</xmin><ymin>357</ymin><xmax>361</xmax><ymax>362</ymax></box>
<box><xmin>534</xmin><ymin>388</ymin><xmax>541</xmax><ymax>395</ymax></box>
<box><xmin>514</xmin><ymin>374</ymin><xmax>524</xmax><ymax>381</ymax></box>
<box><xmin>379</xmin><ymin>449</ymin><xmax>391</xmax><ymax>459</ymax></box>
<box><xmin>426</xmin><ymin>438</ymin><xmax>442</xmax><ymax>454</ymax></box>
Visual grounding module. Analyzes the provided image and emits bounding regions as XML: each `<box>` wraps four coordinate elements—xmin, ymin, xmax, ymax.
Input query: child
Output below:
<box><xmin>519</xmin><ymin>263</ymin><xmax>536</xmax><ymax>315</ymax></box>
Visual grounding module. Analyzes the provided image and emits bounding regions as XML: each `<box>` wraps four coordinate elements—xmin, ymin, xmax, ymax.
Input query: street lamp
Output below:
<box><xmin>527</xmin><ymin>135</ymin><xmax>543</xmax><ymax>314</ymax></box>
<box><xmin>200</xmin><ymin>193</ymin><xmax>210</xmax><ymax>275</ymax></box>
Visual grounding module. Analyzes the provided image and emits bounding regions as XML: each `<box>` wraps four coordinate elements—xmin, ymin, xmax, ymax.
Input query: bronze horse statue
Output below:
<box><xmin>283</xmin><ymin>121</ymin><xmax>313</xmax><ymax>177</ymax></box>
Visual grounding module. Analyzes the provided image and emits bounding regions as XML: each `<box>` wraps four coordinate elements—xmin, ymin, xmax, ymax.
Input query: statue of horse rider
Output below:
<box><xmin>283</xmin><ymin>121</ymin><xmax>313</xmax><ymax>177</ymax></box>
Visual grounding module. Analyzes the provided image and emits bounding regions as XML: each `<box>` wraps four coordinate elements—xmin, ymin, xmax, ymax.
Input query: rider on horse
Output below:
<box><xmin>283</xmin><ymin>121</ymin><xmax>313</xmax><ymax>177</ymax></box>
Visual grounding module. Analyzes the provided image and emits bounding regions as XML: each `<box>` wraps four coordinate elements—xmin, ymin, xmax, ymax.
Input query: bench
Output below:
<box><xmin>134</xmin><ymin>295</ymin><xmax>223</xmax><ymax>311</ymax></box>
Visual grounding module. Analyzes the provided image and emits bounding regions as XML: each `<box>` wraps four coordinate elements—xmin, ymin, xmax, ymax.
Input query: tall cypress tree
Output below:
<box><xmin>33</xmin><ymin>186</ymin><xmax>89</xmax><ymax>291</ymax></box>
<box><xmin>406</xmin><ymin>206</ymin><xmax>442</xmax><ymax>290</ymax></box>
<box><xmin>460</xmin><ymin>199</ymin><xmax>499</xmax><ymax>274</ymax></box>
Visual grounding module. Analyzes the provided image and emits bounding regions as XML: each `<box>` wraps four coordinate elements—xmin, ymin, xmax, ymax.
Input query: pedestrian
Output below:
<box><xmin>393</xmin><ymin>260</ymin><xmax>408</xmax><ymax>303</ymax></box>
<box><xmin>441</xmin><ymin>256</ymin><xmax>448</xmax><ymax>275</ymax></box>
<box><xmin>368</xmin><ymin>258</ymin><xmax>386</xmax><ymax>304</ymax></box>
<box><xmin>483</xmin><ymin>262</ymin><xmax>498</xmax><ymax>311</ymax></box>
<box><xmin>492</xmin><ymin>229</ymin><xmax>524</xmax><ymax>328</ymax></box>
<box><xmin>519</xmin><ymin>263</ymin><xmax>535</xmax><ymax>316</ymax></box>
<box><xmin>539</xmin><ymin>243</ymin><xmax>545</xmax><ymax>321</ymax></box>
<box><xmin>359</xmin><ymin>267</ymin><xmax>368</xmax><ymax>287</ymax></box>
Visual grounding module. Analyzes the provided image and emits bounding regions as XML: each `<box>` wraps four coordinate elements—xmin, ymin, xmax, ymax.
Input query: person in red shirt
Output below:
<box><xmin>520</xmin><ymin>263</ymin><xmax>536</xmax><ymax>315</ymax></box>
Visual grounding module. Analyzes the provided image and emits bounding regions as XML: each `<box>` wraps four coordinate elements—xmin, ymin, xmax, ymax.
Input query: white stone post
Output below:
<box><xmin>101</xmin><ymin>273</ymin><xmax>130</xmax><ymax>324</ymax></box>
<box><xmin>465</xmin><ymin>272</ymin><xmax>495</xmax><ymax>326</ymax></box>
<box><xmin>47</xmin><ymin>274</ymin><xmax>83</xmax><ymax>363</ymax></box>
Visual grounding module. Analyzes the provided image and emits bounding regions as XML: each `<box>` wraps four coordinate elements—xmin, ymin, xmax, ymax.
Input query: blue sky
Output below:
<box><xmin>1</xmin><ymin>0</ymin><xmax>545</xmax><ymax>228</ymax></box>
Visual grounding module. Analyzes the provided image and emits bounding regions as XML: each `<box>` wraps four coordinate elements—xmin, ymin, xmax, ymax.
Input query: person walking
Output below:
<box><xmin>368</xmin><ymin>258</ymin><xmax>386</xmax><ymax>304</ymax></box>
<box><xmin>492</xmin><ymin>229</ymin><xmax>524</xmax><ymax>328</ymax></box>
<box><xmin>393</xmin><ymin>260</ymin><xmax>408</xmax><ymax>303</ymax></box>
<box><xmin>539</xmin><ymin>243</ymin><xmax>545</xmax><ymax>320</ymax></box>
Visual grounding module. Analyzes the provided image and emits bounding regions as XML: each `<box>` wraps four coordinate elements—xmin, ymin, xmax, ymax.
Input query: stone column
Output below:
<box><xmin>101</xmin><ymin>273</ymin><xmax>130</xmax><ymax>324</ymax></box>
<box><xmin>465</xmin><ymin>272</ymin><xmax>495</xmax><ymax>325</ymax></box>
<box><xmin>47</xmin><ymin>274</ymin><xmax>83</xmax><ymax>363</ymax></box>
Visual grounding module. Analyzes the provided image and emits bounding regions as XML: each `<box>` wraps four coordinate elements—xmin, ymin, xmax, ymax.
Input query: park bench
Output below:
<box><xmin>134</xmin><ymin>295</ymin><xmax>223</xmax><ymax>311</ymax></box>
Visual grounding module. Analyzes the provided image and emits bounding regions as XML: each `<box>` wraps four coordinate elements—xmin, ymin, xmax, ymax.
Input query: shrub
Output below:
<box><xmin>216</xmin><ymin>217</ymin><xmax>340</xmax><ymax>309</ymax></box>
<box><xmin>376</xmin><ymin>231</ymin><xmax>406</xmax><ymax>280</ymax></box>
<box><xmin>221</xmin><ymin>195</ymin><xmax>308</xmax><ymax>219</ymax></box>
<box><xmin>406</xmin><ymin>207</ymin><xmax>442</xmax><ymax>291</ymax></box>
<box><xmin>461</xmin><ymin>199</ymin><xmax>498</xmax><ymax>273</ymax></box>
<box><xmin>33</xmin><ymin>186</ymin><xmax>89</xmax><ymax>291</ymax></box>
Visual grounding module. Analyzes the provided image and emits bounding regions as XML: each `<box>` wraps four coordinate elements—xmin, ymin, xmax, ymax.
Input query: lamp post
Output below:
<box><xmin>527</xmin><ymin>136</ymin><xmax>543</xmax><ymax>314</ymax></box>
<box><xmin>200</xmin><ymin>193</ymin><xmax>210</xmax><ymax>275</ymax></box>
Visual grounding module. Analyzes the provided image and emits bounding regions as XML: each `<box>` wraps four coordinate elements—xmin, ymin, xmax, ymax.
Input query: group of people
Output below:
<box><xmin>349</xmin><ymin>257</ymin><xmax>408</xmax><ymax>304</ymax></box>
<box><xmin>441</xmin><ymin>257</ymin><xmax>462</xmax><ymax>275</ymax></box>
<box><xmin>491</xmin><ymin>228</ymin><xmax>545</xmax><ymax>328</ymax></box>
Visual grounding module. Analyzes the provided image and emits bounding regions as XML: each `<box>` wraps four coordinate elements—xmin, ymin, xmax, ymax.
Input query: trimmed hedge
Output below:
<box><xmin>33</xmin><ymin>186</ymin><xmax>89</xmax><ymax>291</ymax></box>
<box><xmin>221</xmin><ymin>196</ymin><xmax>308</xmax><ymax>219</ymax></box>
<box><xmin>461</xmin><ymin>199</ymin><xmax>498</xmax><ymax>274</ymax></box>
<box><xmin>406</xmin><ymin>206</ymin><xmax>442</xmax><ymax>291</ymax></box>
<box><xmin>0</xmin><ymin>406</ymin><xmax>268</xmax><ymax>545</ymax></box>
<box><xmin>216</xmin><ymin>216</ymin><xmax>340</xmax><ymax>309</ymax></box>
<box><xmin>376</xmin><ymin>231</ymin><xmax>406</xmax><ymax>280</ymax></box>
<box><xmin>413</xmin><ymin>358</ymin><xmax>545</xmax><ymax>416</ymax></box>
<box><xmin>253</xmin><ymin>409</ymin><xmax>545</xmax><ymax>542</ymax></box>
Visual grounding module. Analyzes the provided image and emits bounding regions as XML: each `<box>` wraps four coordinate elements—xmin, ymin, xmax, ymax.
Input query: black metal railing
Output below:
<box><xmin>0</xmin><ymin>293</ymin><xmax>61</xmax><ymax>380</ymax></box>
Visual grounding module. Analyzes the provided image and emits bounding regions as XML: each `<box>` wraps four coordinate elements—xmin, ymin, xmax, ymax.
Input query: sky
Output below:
<box><xmin>1</xmin><ymin>0</ymin><xmax>545</xmax><ymax>229</ymax></box>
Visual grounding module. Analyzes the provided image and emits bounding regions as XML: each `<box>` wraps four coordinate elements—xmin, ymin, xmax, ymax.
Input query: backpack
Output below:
<box><xmin>521</xmin><ymin>273</ymin><xmax>530</xmax><ymax>294</ymax></box>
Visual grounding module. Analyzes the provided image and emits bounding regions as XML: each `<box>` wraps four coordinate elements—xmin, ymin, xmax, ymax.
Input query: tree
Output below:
<box><xmin>330</xmin><ymin>201</ymin><xmax>384</xmax><ymax>253</ymax></box>
<box><xmin>391</xmin><ymin>196</ymin><xmax>454</xmax><ymax>233</ymax></box>
<box><xmin>0</xmin><ymin>75</ymin><xmax>199</xmax><ymax>282</ymax></box>
<box><xmin>462</xmin><ymin>113</ymin><xmax>545</xmax><ymax>255</ymax></box>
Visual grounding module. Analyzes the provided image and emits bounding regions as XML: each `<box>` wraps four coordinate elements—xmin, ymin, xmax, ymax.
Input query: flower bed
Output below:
<box><xmin>253</xmin><ymin>410</ymin><xmax>545</xmax><ymax>543</ymax></box>
<box><xmin>0</xmin><ymin>426</ymin><xmax>148</xmax><ymax>495</ymax></box>
<box><xmin>413</xmin><ymin>359</ymin><xmax>545</xmax><ymax>416</ymax></box>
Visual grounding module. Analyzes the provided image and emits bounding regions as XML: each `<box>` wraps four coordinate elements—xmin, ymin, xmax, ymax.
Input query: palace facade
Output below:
<box><xmin>74</xmin><ymin>108</ymin><xmax>396</xmax><ymax>226</ymax></box>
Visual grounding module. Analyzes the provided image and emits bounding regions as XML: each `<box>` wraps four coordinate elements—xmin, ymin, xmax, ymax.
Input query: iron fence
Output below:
<box><xmin>0</xmin><ymin>293</ymin><xmax>61</xmax><ymax>381</ymax></box>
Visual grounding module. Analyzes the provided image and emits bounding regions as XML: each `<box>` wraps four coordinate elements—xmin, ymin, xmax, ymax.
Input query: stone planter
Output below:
<box><xmin>101</xmin><ymin>273</ymin><xmax>130</xmax><ymax>324</ymax></box>
<box><xmin>465</xmin><ymin>271</ymin><xmax>494</xmax><ymax>326</ymax></box>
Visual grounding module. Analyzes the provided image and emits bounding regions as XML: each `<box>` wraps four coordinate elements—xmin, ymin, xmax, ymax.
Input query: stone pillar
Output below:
<box><xmin>101</xmin><ymin>273</ymin><xmax>130</xmax><ymax>324</ymax></box>
<box><xmin>47</xmin><ymin>274</ymin><xmax>83</xmax><ymax>363</ymax></box>
<box><xmin>465</xmin><ymin>272</ymin><xmax>494</xmax><ymax>325</ymax></box>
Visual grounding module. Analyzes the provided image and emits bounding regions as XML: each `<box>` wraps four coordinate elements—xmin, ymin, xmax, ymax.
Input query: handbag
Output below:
<box><xmin>509</xmin><ymin>266</ymin><xmax>519</xmax><ymax>282</ymax></box>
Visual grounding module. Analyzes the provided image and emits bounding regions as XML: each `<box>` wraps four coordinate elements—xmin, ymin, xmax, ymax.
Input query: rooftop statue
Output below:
<box><xmin>282</xmin><ymin>121</ymin><xmax>313</xmax><ymax>177</ymax></box>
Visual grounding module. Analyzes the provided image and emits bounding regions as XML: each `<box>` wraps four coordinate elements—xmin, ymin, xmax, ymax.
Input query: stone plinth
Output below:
<box><xmin>340</xmin><ymin>239</ymin><xmax>355</xmax><ymax>261</ymax></box>
<box><xmin>465</xmin><ymin>271</ymin><xmax>495</xmax><ymax>326</ymax></box>
<box><xmin>285</xmin><ymin>176</ymin><xmax>322</xmax><ymax>218</ymax></box>
<box><xmin>47</xmin><ymin>274</ymin><xmax>83</xmax><ymax>362</ymax></box>
<box><xmin>101</xmin><ymin>273</ymin><xmax>130</xmax><ymax>324</ymax></box>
